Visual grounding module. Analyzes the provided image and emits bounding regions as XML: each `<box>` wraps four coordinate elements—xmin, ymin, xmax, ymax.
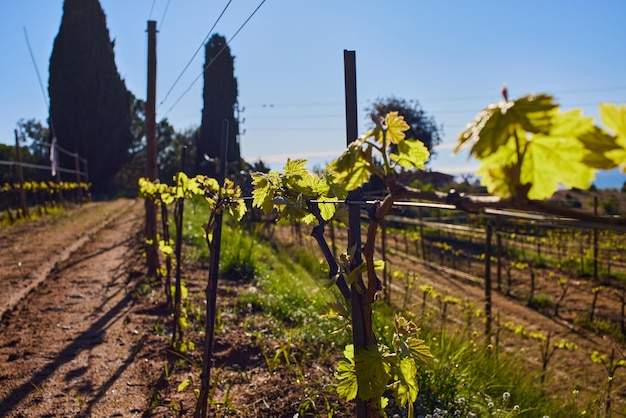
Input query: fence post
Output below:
<box><xmin>419</xmin><ymin>207</ymin><xmax>426</xmax><ymax>261</ymax></box>
<box><xmin>485</xmin><ymin>222</ymin><xmax>493</xmax><ymax>340</ymax></box>
<box><xmin>381</xmin><ymin>220</ymin><xmax>388</xmax><ymax>301</ymax></box>
<box><xmin>13</xmin><ymin>130</ymin><xmax>28</xmax><ymax>218</ymax></box>
<box><xmin>73</xmin><ymin>152</ymin><xmax>83</xmax><ymax>202</ymax></box>
<box><xmin>144</xmin><ymin>19</ymin><xmax>159</xmax><ymax>278</ymax></box>
<box><xmin>344</xmin><ymin>49</ymin><xmax>372</xmax><ymax>418</ymax></box>
<box><xmin>496</xmin><ymin>215</ymin><xmax>502</xmax><ymax>292</ymax></box>
<box><xmin>593</xmin><ymin>196</ymin><xmax>599</xmax><ymax>281</ymax></box>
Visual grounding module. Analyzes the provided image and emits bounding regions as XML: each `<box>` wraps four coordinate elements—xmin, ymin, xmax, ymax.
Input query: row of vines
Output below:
<box><xmin>0</xmin><ymin>180</ymin><xmax>90</xmax><ymax>224</ymax></box>
<box><xmin>137</xmin><ymin>65</ymin><xmax>626</xmax><ymax>417</ymax></box>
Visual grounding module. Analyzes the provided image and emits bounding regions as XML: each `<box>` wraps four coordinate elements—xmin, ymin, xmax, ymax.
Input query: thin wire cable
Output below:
<box><xmin>158</xmin><ymin>0</ymin><xmax>234</xmax><ymax>109</ymax></box>
<box><xmin>162</xmin><ymin>0</ymin><xmax>267</xmax><ymax>117</ymax></box>
<box><xmin>23</xmin><ymin>28</ymin><xmax>49</xmax><ymax>117</ymax></box>
<box><xmin>157</xmin><ymin>0</ymin><xmax>173</xmax><ymax>31</ymax></box>
<box><xmin>147</xmin><ymin>0</ymin><xmax>157</xmax><ymax>20</ymax></box>
<box><xmin>241</xmin><ymin>86</ymin><xmax>626</xmax><ymax>109</ymax></box>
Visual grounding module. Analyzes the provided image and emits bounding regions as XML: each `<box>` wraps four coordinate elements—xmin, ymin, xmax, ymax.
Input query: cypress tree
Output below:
<box><xmin>49</xmin><ymin>0</ymin><xmax>133</xmax><ymax>194</ymax></box>
<box><xmin>197</xmin><ymin>34</ymin><xmax>240</xmax><ymax>176</ymax></box>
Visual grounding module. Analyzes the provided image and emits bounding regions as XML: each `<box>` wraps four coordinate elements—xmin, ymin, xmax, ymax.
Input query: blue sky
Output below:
<box><xmin>1</xmin><ymin>0</ymin><xmax>625</xmax><ymax>187</ymax></box>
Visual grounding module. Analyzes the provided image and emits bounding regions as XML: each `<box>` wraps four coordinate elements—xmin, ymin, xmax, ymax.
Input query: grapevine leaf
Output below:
<box><xmin>393</xmin><ymin>357</ymin><xmax>418</xmax><ymax>416</ymax></box>
<box><xmin>601</xmin><ymin>103</ymin><xmax>626</xmax><ymax>139</ymax></box>
<box><xmin>283</xmin><ymin>158</ymin><xmax>308</xmax><ymax>179</ymax></box>
<box><xmin>344</xmin><ymin>260</ymin><xmax>383</xmax><ymax>288</ymax></box>
<box><xmin>394</xmin><ymin>315</ymin><xmax>420</xmax><ymax>338</ymax></box>
<box><xmin>344</xmin><ymin>263</ymin><xmax>367</xmax><ymax>288</ymax></box>
<box><xmin>474</xmin><ymin>140</ymin><xmax>519</xmax><ymax>199</ymax></box>
<box><xmin>521</xmin><ymin>111</ymin><xmax>599</xmax><ymax>199</ymax></box>
<box><xmin>251</xmin><ymin>173</ymin><xmax>277</xmax><ymax>214</ymax></box>
<box><xmin>476</xmin><ymin>109</ymin><xmax>599</xmax><ymax>200</ymax></box>
<box><xmin>161</xmin><ymin>189</ymin><xmax>175</xmax><ymax>205</ymax></box>
<box><xmin>372</xmin><ymin>260</ymin><xmax>385</xmax><ymax>271</ymax></box>
<box><xmin>335</xmin><ymin>344</ymin><xmax>358</xmax><ymax>401</ymax></box>
<box><xmin>600</xmin><ymin>103</ymin><xmax>626</xmax><ymax>171</ymax></box>
<box><xmin>381</xmin><ymin>111</ymin><xmax>410</xmax><ymax>145</ymax></box>
<box><xmin>354</xmin><ymin>345</ymin><xmax>390</xmax><ymax>401</ymax></box>
<box><xmin>291</xmin><ymin>170</ymin><xmax>322</xmax><ymax>196</ymax></box>
<box><xmin>404</xmin><ymin>337</ymin><xmax>433</xmax><ymax>364</ymax></box>
<box><xmin>318</xmin><ymin>199</ymin><xmax>336</xmax><ymax>221</ymax></box>
<box><xmin>330</xmin><ymin>141</ymin><xmax>373</xmax><ymax>191</ymax></box>
<box><xmin>390</xmin><ymin>139</ymin><xmax>430</xmax><ymax>169</ymax></box>
<box><xmin>578</xmin><ymin>126</ymin><xmax>622</xmax><ymax>169</ymax></box>
<box><xmin>227</xmin><ymin>199</ymin><xmax>247</xmax><ymax>221</ymax></box>
<box><xmin>323</xmin><ymin>171</ymin><xmax>347</xmax><ymax>200</ymax></box>
<box><xmin>456</xmin><ymin>93</ymin><xmax>557</xmax><ymax>158</ymax></box>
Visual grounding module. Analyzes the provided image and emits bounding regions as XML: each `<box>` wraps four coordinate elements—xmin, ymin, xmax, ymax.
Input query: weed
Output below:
<box><xmin>153</xmin><ymin>319</ymin><xmax>165</xmax><ymax>336</ymax></box>
<box><xmin>528</xmin><ymin>293</ymin><xmax>552</xmax><ymax>310</ymax></box>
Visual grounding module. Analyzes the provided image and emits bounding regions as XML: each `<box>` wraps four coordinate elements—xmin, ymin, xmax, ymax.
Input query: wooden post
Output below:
<box><xmin>381</xmin><ymin>220</ymin><xmax>388</xmax><ymax>302</ymax></box>
<box><xmin>593</xmin><ymin>196</ymin><xmax>599</xmax><ymax>281</ymax></box>
<box><xmin>485</xmin><ymin>222</ymin><xmax>493</xmax><ymax>339</ymax></box>
<box><xmin>144</xmin><ymin>20</ymin><xmax>159</xmax><ymax>277</ymax></box>
<box><xmin>196</xmin><ymin>120</ymin><xmax>229</xmax><ymax>418</ymax></box>
<box><xmin>419</xmin><ymin>207</ymin><xmax>426</xmax><ymax>261</ymax></box>
<box><xmin>344</xmin><ymin>49</ymin><xmax>374</xmax><ymax>418</ymax></box>
<box><xmin>496</xmin><ymin>215</ymin><xmax>502</xmax><ymax>292</ymax></box>
<box><xmin>14</xmin><ymin>130</ymin><xmax>28</xmax><ymax>218</ymax></box>
<box><xmin>73</xmin><ymin>152</ymin><xmax>83</xmax><ymax>202</ymax></box>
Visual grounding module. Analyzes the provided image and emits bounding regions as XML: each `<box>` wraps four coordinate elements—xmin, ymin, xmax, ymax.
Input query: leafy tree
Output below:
<box><xmin>48</xmin><ymin>0</ymin><xmax>133</xmax><ymax>194</ymax></box>
<box><xmin>115</xmin><ymin>104</ymin><xmax>198</xmax><ymax>193</ymax></box>
<box><xmin>129</xmin><ymin>94</ymin><xmax>146</xmax><ymax>156</ymax></box>
<box><xmin>1</xmin><ymin>120</ymin><xmax>53</xmax><ymax>182</ymax></box>
<box><xmin>366</xmin><ymin>96</ymin><xmax>443</xmax><ymax>158</ymax></box>
<box><xmin>197</xmin><ymin>34</ymin><xmax>240</xmax><ymax>176</ymax></box>
<box><xmin>16</xmin><ymin>119</ymin><xmax>51</xmax><ymax>159</ymax></box>
<box><xmin>159</xmin><ymin>125</ymin><xmax>198</xmax><ymax>183</ymax></box>
<box><xmin>603</xmin><ymin>195</ymin><xmax>621</xmax><ymax>215</ymax></box>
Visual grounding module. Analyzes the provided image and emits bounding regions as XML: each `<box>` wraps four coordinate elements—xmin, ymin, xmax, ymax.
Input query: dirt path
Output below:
<box><xmin>1</xmin><ymin>199</ymin><xmax>140</xmax><ymax>319</ymax></box>
<box><xmin>0</xmin><ymin>199</ymin><xmax>164</xmax><ymax>417</ymax></box>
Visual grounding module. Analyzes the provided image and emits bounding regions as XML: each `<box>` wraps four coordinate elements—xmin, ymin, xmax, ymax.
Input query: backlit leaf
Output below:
<box><xmin>600</xmin><ymin>103</ymin><xmax>626</xmax><ymax>171</ymax></box>
<box><xmin>330</xmin><ymin>141</ymin><xmax>373</xmax><ymax>191</ymax></box>
<box><xmin>456</xmin><ymin>93</ymin><xmax>557</xmax><ymax>158</ymax></box>
<box><xmin>393</xmin><ymin>357</ymin><xmax>418</xmax><ymax>416</ymax></box>
<box><xmin>354</xmin><ymin>345</ymin><xmax>390</xmax><ymax>401</ymax></box>
<box><xmin>335</xmin><ymin>344</ymin><xmax>358</xmax><ymax>401</ymax></box>
<box><xmin>383</xmin><ymin>111</ymin><xmax>410</xmax><ymax>145</ymax></box>
<box><xmin>390</xmin><ymin>139</ymin><xmax>430</xmax><ymax>169</ymax></box>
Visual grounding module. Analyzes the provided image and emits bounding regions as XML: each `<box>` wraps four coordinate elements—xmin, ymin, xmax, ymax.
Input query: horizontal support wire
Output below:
<box><xmin>0</xmin><ymin>160</ymin><xmax>86</xmax><ymax>177</ymax></box>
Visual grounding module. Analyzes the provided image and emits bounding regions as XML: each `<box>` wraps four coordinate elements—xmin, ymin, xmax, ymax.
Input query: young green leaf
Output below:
<box><xmin>330</xmin><ymin>141</ymin><xmax>373</xmax><ymax>191</ymax></box>
<box><xmin>354</xmin><ymin>345</ymin><xmax>390</xmax><ymax>401</ymax></box>
<box><xmin>600</xmin><ymin>103</ymin><xmax>626</xmax><ymax>171</ymax></box>
<box><xmin>335</xmin><ymin>344</ymin><xmax>358</xmax><ymax>401</ymax></box>
<box><xmin>456</xmin><ymin>93</ymin><xmax>558</xmax><ymax>159</ymax></box>
<box><xmin>390</xmin><ymin>139</ymin><xmax>430</xmax><ymax>169</ymax></box>
<box><xmin>376</xmin><ymin>111</ymin><xmax>410</xmax><ymax>145</ymax></box>
<box><xmin>392</xmin><ymin>357</ymin><xmax>419</xmax><ymax>418</ymax></box>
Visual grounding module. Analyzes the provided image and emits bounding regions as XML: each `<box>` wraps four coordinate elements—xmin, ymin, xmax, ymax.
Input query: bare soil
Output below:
<box><xmin>0</xmin><ymin>199</ymin><xmax>163</xmax><ymax>417</ymax></box>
